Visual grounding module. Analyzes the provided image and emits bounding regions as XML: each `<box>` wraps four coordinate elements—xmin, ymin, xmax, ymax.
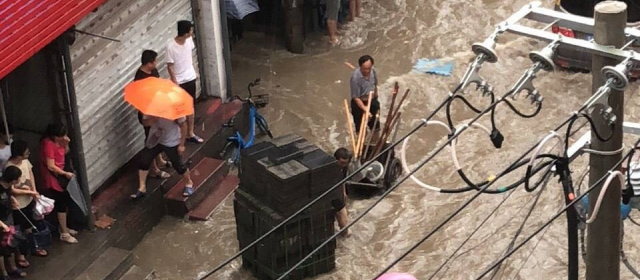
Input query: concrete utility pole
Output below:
<box><xmin>587</xmin><ymin>2</ymin><xmax>627</xmax><ymax>280</ymax></box>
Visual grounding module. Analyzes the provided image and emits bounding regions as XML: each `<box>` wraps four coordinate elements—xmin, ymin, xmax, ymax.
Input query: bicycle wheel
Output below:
<box><xmin>221</xmin><ymin>142</ymin><xmax>240</xmax><ymax>167</ymax></box>
<box><xmin>256</xmin><ymin>115</ymin><xmax>274</xmax><ymax>139</ymax></box>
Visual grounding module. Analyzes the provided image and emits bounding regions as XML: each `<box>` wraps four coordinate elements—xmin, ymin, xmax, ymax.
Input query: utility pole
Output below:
<box><xmin>587</xmin><ymin>2</ymin><xmax>627</xmax><ymax>280</ymax></box>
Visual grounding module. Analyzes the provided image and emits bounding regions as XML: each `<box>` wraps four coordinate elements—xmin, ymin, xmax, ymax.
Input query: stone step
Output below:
<box><xmin>74</xmin><ymin>247</ymin><xmax>132</xmax><ymax>280</ymax></box>
<box><xmin>118</xmin><ymin>265</ymin><xmax>155</xmax><ymax>280</ymax></box>
<box><xmin>164</xmin><ymin>157</ymin><xmax>229</xmax><ymax>217</ymax></box>
<box><xmin>188</xmin><ymin>175</ymin><xmax>239</xmax><ymax>221</ymax></box>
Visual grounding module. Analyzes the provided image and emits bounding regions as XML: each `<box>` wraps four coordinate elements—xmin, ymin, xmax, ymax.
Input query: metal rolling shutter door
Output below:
<box><xmin>70</xmin><ymin>0</ymin><xmax>200</xmax><ymax>193</ymax></box>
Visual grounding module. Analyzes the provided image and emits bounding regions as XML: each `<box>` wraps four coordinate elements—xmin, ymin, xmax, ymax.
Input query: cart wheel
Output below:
<box><xmin>384</xmin><ymin>158</ymin><xmax>402</xmax><ymax>190</ymax></box>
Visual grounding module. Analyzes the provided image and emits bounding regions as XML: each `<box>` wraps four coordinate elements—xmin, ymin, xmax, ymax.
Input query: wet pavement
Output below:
<box><xmin>132</xmin><ymin>0</ymin><xmax>640</xmax><ymax>279</ymax></box>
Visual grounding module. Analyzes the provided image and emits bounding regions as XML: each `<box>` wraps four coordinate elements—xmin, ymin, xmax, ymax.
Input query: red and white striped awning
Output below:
<box><xmin>0</xmin><ymin>0</ymin><xmax>107</xmax><ymax>79</ymax></box>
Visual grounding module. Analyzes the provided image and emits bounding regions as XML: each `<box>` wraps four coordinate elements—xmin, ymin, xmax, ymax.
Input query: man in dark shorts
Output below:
<box><xmin>333</xmin><ymin>147</ymin><xmax>351</xmax><ymax>237</ymax></box>
<box><xmin>350</xmin><ymin>55</ymin><xmax>380</xmax><ymax>133</ymax></box>
<box><xmin>167</xmin><ymin>20</ymin><xmax>203</xmax><ymax>144</ymax></box>
<box><xmin>134</xmin><ymin>50</ymin><xmax>169</xmax><ymax>179</ymax></box>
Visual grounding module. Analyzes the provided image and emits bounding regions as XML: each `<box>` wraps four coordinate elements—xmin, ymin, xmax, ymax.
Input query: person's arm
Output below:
<box><xmin>44</xmin><ymin>141</ymin><xmax>73</xmax><ymax>179</ymax></box>
<box><xmin>352</xmin><ymin>97</ymin><xmax>367</xmax><ymax>112</ymax></box>
<box><xmin>141</xmin><ymin>115</ymin><xmax>157</xmax><ymax>127</ymax></box>
<box><xmin>0</xmin><ymin>219</ymin><xmax>9</xmax><ymax>232</ymax></box>
<box><xmin>28</xmin><ymin>166</ymin><xmax>37</xmax><ymax>193</ymax></box>
<box><xmin>167</xmin><ymin>63</ymin><xmax>177</xmax><ymax>84</ymax></box>
<box><xmin>373</xmin><ymin>68</ymin><xmax>378</xmax><ymax>97</ymax></box>
<box><xmin>166</xmin><ymin>45</ymin><xmax>178</xmax><ymax>83</ymax></box>
<box><xmin>10</xmin><ymin>192</ymin><xmax>19</xmax><ymax>210</ymax></box>
<box><xmin>12</xmin><ymin>187</ymin><xmax>36</xmax><ymax>196</ymax></box>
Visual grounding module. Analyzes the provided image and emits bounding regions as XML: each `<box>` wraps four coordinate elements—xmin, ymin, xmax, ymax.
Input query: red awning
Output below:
<box><xmin>0</xmin><ymin>0</ymin><xmax>107</xmax><ymax>79</ymax></box>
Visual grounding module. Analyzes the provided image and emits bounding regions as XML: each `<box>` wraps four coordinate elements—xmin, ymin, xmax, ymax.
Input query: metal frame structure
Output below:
<box><xmin>502</xmin><ymin>2</ymin><xmax>640</xmax><ymax>62</ymax></box>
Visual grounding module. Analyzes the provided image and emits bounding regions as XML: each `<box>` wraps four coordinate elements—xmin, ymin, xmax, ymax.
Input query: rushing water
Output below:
<box><xmin>133</xmin><ymin>0</ymin><xmax>640</xmax><ymax>279</ymax></box>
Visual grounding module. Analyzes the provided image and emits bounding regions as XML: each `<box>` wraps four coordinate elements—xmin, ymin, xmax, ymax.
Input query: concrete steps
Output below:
<box><xmin>164</xmin><ymin>157</ymin><xmax>229</xmax><ymax>217</ymax></box>
<box><xmin>118</xmin><ymin>265</ymin><xmax>155</xmax><ymax>280</ymax></box>
<box><xmin>188</xmin><ymin>175</ymin><xmax>239</xmax><ymax>220</ymax></box>
<box><xmin>74</xmin><ymin>247</ymin><xmax>132</xmax><ymax>280</ymax></box>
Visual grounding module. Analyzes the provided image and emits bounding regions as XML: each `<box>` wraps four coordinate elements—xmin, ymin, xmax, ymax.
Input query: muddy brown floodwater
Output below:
<box><xmin>133</xmin><ymin>0</ymin><xmax>640</xmax><ymax>279</ymax></box>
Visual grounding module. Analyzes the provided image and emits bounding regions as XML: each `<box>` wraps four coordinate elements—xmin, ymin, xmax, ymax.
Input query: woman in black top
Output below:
<box><xmin>0</xmin><ymin>166</ymin><xmax>27</xmax><ymax>279</ymax></box>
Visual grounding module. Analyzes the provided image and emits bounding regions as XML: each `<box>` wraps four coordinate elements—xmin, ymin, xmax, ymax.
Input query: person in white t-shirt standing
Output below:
<box><xmin>166</xmin><ymin>20</ymin><xmax>203</xmax><ymax>144</ymax></box>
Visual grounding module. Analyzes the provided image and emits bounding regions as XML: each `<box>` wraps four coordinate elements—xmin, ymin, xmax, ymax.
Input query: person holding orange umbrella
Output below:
<box><xmin>124</xmin><ymin>77</ymin><xmax>196</xmax><ymax>198</ymax></box>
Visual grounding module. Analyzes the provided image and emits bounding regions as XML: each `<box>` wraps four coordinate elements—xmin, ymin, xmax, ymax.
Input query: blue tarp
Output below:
<box><xmin>412</xmin><ymin>58</ymin><xmax>454</xmax><ymax>76</ymax></box>
<box><xmin>225</xmin><ymin>0</ymin><xmax>260</xmax><ymax>20</ymax></box>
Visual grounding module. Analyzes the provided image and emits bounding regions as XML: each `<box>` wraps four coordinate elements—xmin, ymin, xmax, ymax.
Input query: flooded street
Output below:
<box><xmin>133</xmin><ymin>0</ymin><xmax>640</xmax><ymax>279</ymax></box>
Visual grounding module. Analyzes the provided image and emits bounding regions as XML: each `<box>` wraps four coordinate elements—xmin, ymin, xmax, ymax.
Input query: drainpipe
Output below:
<box><xmin>219</xmin><ymin>0</ymin><xmax>232</xmax><ymax>98</ymax></box>
<box><xmin>58</xmin><ymin>39</ymin><xmax>95</xmax><ymax>230</ymax></box>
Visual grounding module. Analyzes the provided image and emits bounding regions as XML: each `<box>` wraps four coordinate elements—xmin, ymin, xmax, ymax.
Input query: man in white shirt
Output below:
<box><xmin>166</xmin><ymin>20</ymin><xmax>203</xmax><ymax>144</ymax></box>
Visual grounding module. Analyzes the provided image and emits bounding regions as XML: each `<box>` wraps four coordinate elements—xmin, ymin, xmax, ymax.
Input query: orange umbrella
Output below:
<box><xmin>124</xmin><ymin>77</ymin><xmax>194</xmax><ymax>120</ymax></box>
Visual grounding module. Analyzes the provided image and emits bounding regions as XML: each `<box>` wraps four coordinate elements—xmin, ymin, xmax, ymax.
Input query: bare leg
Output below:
<box><xmin>7</xmin><ymin>253</ymin><xmax>17</xmax><ymax>271</ymax></box>
<box><xmin>155</xmin><ymin>154</ymin><xmax>167</xmax><ymax>168</ymax></box>
<box><xmin>183</xmin><ymin>169</ymin><xmax>194</xmax><ymax>186</ymax></box>
<box><xmin>187</xmin><ymin>114</ymin><xmax>196</xmax><ymax>137</ymax></box>
<box><xmin>348</xmin><ymin>0</ymin><xmax>356</xmax><ymax>21</ymax></box>
<box><xmin>138</xmin><ymin>170</ymin><xmax>149</xmax><ymax>193</ymax></box>
<box><xmin>0</xmin><ymin>256</ymin><xmax>7</xmax><ymax>277</ymax></box>
<box><xmin>327</xmin><ymin>19</ymin><xmax>339</xmax><ymax>44</ymax></box>
<box><xmin>58</xmin><ymin>212</ymin><xmax>70</xmax><ymax>234</ymax></box>
<box><xmin>336</xmin><ymin>208</ymin><xmax>350</xmax><ymax>237</ymax></box>
<box><xmin>181</xmin><ymin>169</ymin><xmax>195</xmax><ymax>196</ymax></box>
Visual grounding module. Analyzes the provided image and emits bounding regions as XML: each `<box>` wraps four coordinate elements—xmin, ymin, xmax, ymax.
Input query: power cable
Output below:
<box><xmin>511</xmin><ymin>224</ymin><xmax>552</xmax><ymax>278</ymax></box>
<box><xmin>621</xmin><ymin>221</ymin><xmax>640</xmax><ymax>279</ymax></box>
<box><xmin>473</xmin><ymin>143</ymin><xmax>637</xmax><ymax>280</ymax></box>
<box><xmin>488</xmin><ymin>170</ymin><xmax>551</xmax><ymax>280</ymax></box>
<box><xmin>428</xmin><ymin>168</ymin><xmax>554</xmax><ymax>280</ymax></box>
<box><xmin>373</xmin><ymin>92</ymin><xmax>621</xmax><ymax>278</ymax></box>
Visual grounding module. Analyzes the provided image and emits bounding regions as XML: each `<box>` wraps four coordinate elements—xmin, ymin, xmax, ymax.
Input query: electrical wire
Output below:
<box><xmin>620</xmin><ymin>222</ymin><xmax>640</xmax><ymax>279</ymax></box>
<box><xmin>372</xmin><ymin>111</ymin><xmax>625</xmax><ymax>279</ymax></box>
<box><xmin>487</xmin><ymin>170</ymin><xmax>551</xmax><ymax>280</ymax></box>
<box><xmin>427</xmin><ymin>168</ymin><xmax>554</xmax><ymax>280</ymax></box>
<box><xmin>400</xmin><ymin>120</ymin><xmax>555</xmax><ymax>194</ymax></box>
<box><xmin>585</xmin><ymin>171</ymin><xmax>625</xmax><ymax>224</ymax></box>
<box><xmin>510</xmin><ymin>224</ymin><xmax>552</xmax><ymax>278</ymax></box>
<box><xmin>472</xmin><ymin>144</ymin><xmax>637</xmax><ymax>279</ymax></box>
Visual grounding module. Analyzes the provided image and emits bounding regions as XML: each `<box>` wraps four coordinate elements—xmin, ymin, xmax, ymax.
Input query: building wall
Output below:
<box><xmin>69</xmin><ymin>0</ymin><xmax>202</xmax><ymax>193</ymax></box>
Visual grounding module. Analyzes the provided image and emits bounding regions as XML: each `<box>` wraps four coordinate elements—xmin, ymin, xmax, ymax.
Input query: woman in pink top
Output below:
<box><xmin>40</xmin><ymin>124</ymin><xmax>77</xmax><ymax>244</ymax></box>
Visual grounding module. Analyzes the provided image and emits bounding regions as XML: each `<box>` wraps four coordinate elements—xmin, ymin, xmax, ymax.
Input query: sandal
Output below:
<box><xmin>8</xmin><ymin>268</ymin><xmax>26</xmax><ymax>278</ymax></box>
<box><xmin>60</xmin><ymin>233</ymin><xmax>78</xmax><ymax>244</ymax></box>
<box><xmin>16</xmin><ymin>258</ymin><xmax>29</xmax><ymax>268</ymax></box>
<box><xmin>187</xmin><ymin>135</ymin><xmax>204</xmax><ymax>144</ymax></box>
<box><xmin>150</xmin><ymin>171</ymin><xmax>170</xmax><ymax>179</ymax></box>
<box><xmin>130</xmin><ymin>191</ymin><xmax>146</xmax><ymax>200</ymax></box>
<box><xmin>33</xmin><ymin>248</ymin><xmax>48</xmax><ymax>257</ymax></box>
<box><xmin>183</xmin><ymin>185</ymin><xmax>194</xmax><ymax>197</ymax></box>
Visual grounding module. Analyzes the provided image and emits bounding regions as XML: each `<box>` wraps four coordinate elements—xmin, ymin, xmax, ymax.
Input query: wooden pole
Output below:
<box><xmin>380</xmin><ymin>82</ymin><xmax>400</xmax><ymax>145</ymax></box>
<box><xmin>586</xmin><ymin>2</ymin><xmax>626</xmax><ymax>280</ymax></box>
<box><xmin>356</xmin><ymin>92</ymin><xmax>373</xmax><ymax>159</ymax></box>
<box><xmin>344</xmin><ymin>99</ymin><xmax>357</xmax><ymax>154</ymax></box>
<box><xmin>374</xmin><ymin>88</ymin><xmax>411</xmax><ymax>157</ymax></box>
<box><xmin>363</xmin><ymin>113</ymin><xmax>380</xmax><ymax>161</ymax></box>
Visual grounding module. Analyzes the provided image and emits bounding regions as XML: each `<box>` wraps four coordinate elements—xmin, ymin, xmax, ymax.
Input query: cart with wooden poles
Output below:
<box><xmin>342</xmin><ymin>82</ymin><xmax>408</xmax><ymax>191</ymax></box>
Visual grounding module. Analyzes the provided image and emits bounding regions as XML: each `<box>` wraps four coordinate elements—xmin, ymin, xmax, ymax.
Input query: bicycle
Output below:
<box><xmin>221</xmin><ymin>78</ymin><xmax>273</xmax><ymax>168</ymax></box>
